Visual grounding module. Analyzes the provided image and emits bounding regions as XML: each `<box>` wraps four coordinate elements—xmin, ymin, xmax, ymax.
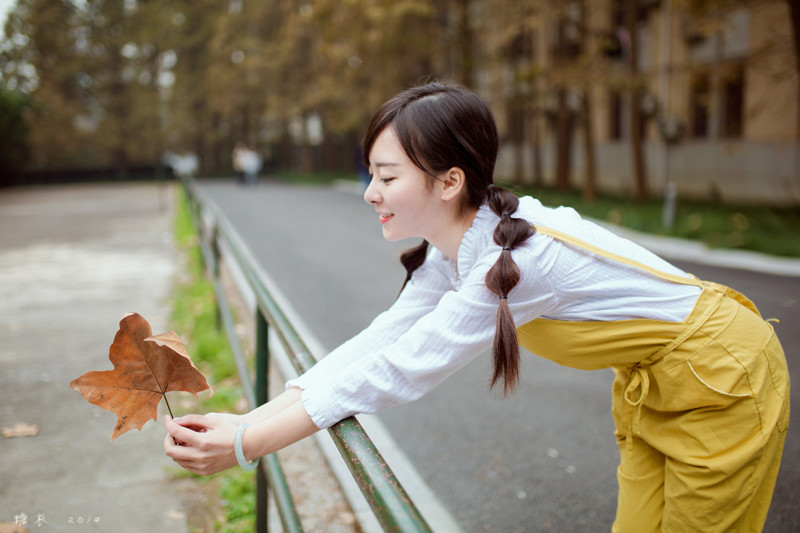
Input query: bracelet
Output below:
<box><xmin>234</xmin><ymin>423</ymin><xmax>260</xmax><ymax>471</ymax></box>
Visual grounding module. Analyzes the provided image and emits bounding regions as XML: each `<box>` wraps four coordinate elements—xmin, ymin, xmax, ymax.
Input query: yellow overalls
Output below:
<box><xmin>516</xmin><ymin>227</ymin><xmax>790</xmax><ymax>532</ymax></box>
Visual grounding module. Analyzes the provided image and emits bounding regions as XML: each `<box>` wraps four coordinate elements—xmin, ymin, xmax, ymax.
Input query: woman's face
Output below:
<box><xmin>364</xmin><ymin>127</ymin><xmax>445</xmax><ymax>243</ymax></box>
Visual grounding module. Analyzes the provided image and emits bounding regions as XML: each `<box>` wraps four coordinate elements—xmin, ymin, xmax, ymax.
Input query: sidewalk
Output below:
<box><xmin>0</xmin><ymin>183</ymin><xmax>189</xmax><ymax>532</ymax></box>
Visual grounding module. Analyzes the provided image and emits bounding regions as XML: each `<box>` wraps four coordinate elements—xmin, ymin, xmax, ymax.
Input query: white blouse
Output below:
<box><xmin>287</xmin><ymin>197</ymin><xmax>701</xmax><ymax>429</ymax></box>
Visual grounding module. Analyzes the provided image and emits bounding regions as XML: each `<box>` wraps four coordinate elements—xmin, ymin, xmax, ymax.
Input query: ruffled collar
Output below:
<box><xmin>431</xmin><ymin>198</ymin><xmax>539</xmax><ymax>290</ymax></box>
<box><xmin>454</xmin><ymin>202</ymin><xmax>495</xmax><ymax>287</ymax></box>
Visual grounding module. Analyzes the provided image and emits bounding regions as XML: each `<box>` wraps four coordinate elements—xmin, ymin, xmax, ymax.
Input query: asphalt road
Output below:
<box><xmin>198</xmin><ymin>178</ymin><xmax>799</xmax><ymax>533</ymax></box>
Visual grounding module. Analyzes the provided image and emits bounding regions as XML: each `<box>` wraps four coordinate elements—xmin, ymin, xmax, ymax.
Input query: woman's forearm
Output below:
<box><xmin>163</xmin><ymin>388</ymin><xmax>319</xmax><ymax>476</ymax></box>
<box><xmin>239</xmin><ymin>387</ymin><xmax>304</xmax><ymax>425</ymax></box>
<box><xmin>242</xmin><ymin>398</ymin><xmax>320</xmax><ymax>460</ymax></box>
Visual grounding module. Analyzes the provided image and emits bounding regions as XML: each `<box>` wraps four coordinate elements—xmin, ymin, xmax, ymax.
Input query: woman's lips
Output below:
<box><xmin>379</xmin><ymin>214</ymin><xmax>394</xmax><ymax>224</ymax></box>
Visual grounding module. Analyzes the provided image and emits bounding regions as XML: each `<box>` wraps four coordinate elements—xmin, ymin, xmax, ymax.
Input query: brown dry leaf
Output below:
<box><xmin>2</xmin><ymin>422</ymin><xmax>41</xmax><ymax>438</ymax></box>
<box><xmin>0</xmin><ymin>522</ymin><xmax>27</xmax><ymax>533</ymax></box>
<box><xmin>164</xmin><ymin>508</ymin><xmax>186</xmax><ymax>521</ymax></box>
<box><xmin>70</xmin><ymin>312</ymin><xmax>212</xmax><ymax>440</ymax></box>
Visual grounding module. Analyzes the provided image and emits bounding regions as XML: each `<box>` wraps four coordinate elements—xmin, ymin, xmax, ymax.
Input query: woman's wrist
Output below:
<box><xmin>234</xmin><ymin>423</ymin><xmax>259</xmax><ymax>470</ymax></box>
<box><xmin>238</xmin><ymin>401</ymin><xmax>320</xmax><ymax>462</ymax></box>
<box><xmin>241</xmin><ymin>387</ymin><xmax>304</xmax><ymax>425</ymax></box>
<box><xmin>207</xmin><ymin>412</ymin><xmax>242</xmax><ymax>425</ymax></box>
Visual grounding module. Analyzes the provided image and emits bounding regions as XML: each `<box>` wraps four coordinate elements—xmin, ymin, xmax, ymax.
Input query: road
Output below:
<box><xmin>198</xmin><ymin>178</ymin><xmax>799</xmax><ymax>533</ymax></box>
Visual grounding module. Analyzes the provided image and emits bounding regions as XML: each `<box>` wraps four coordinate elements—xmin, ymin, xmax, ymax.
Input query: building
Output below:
<box><xmin>488</xmin><ymin>0</ymin><xmax>799</xmax><ymax>206</ymax></box>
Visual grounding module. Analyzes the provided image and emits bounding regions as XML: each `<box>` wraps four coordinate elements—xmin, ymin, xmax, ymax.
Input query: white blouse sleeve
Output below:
<box><xmin>285</xmin><ymin>251</ymin><xmax>455</xmax><ymax>426</ymax></box>
<box><xmin>291</xmin><ymin>243</ymin><xmax>556</xmax><ymax>429</ymax></box>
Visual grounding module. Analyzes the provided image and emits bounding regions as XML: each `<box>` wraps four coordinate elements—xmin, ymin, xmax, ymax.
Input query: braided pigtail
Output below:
<box><xmin>399</xmin><ymin>240</ymin><xmax>430</xmax><ymax>294</ymax></box>
<box><xmin>484</xmin><ymin>185</ymin><xmax>535</xmax><ymax>393</ymax></box>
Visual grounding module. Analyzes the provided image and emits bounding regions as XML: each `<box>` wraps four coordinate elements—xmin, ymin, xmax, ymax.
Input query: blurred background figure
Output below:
<box><xmin>232</xmin><ymin>142</ymin><xmax>246</xmax><ymax>183</ymax></box>
<box><xmin>237</xmin><ymin>144</ymin><xmax>262</xmax><ymax>186</ymax></box>
<box><xmin>163</xmin><ymin>152</ymin><xmax>198</xmax><ymax>178</ymax></box>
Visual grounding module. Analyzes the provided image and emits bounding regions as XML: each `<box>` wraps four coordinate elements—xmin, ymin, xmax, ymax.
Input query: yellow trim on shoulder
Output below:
<box><xmin>534</xmin><ymin>225</ymin><xmax>703</xmax><ymax>287</ymax></box>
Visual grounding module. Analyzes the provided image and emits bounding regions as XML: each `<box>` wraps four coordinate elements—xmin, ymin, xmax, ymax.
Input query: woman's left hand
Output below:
<box><xmin>163</xmin><ymin>414</ymin><xmax>239</xmax><ymax>476</ymax></box>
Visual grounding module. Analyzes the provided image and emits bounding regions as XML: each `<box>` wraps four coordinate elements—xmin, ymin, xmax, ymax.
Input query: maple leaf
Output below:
<box><xmin>70</xmin><ymin>312</ymin><xmax>212</xmax><ymax>440</ymax></box>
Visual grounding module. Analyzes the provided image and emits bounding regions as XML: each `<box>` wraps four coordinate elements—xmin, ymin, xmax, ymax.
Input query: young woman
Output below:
<box><xmin>165</xmin><ymin>82</ymin><xmax>789</xmax><ymax>531</ymax></box>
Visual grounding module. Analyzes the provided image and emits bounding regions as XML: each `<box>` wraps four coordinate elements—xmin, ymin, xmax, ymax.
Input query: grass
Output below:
<box><xmin>273</xmin><ymin>171</ymin><xmax>800</xmax><ymax>258</ymax></box>
<box><xmin>516</xmin><ymin>184</ymin><xmax>800</xmax><ymax>258</ymax></box>
<box><xmin>170</xmin><ymin>188</ymin><xmax>256</xmax><ymax>533</ymax></box>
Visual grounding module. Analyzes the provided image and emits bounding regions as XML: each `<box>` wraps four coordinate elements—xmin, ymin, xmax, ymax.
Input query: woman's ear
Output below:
<box><xmin>439</xmin><ymin>167</ymin><xmax>466</xmax><ymax>201</ymax></box>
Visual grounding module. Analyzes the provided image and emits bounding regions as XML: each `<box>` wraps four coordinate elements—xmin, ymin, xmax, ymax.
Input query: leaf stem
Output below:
<box><xmin>162</xmin><ymin>393</ymin><xmax>175</xmax><ymax>419</ymax></box>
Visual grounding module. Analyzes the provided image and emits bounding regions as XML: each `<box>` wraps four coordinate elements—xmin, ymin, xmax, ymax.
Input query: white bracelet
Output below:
<box><xmin>234</xmin><ymin>423</ymin><xmax>259</xmax><ymax>471</ymax></box>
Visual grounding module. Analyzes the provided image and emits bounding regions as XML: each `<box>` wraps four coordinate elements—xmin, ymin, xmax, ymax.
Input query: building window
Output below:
<box><xmin>720</xmin><ymin>63</ymin><xmax>744</xmax><ymax>138</ymax></box>
<box><xmin>689</xmin><ymin>71</ymin><xmax>710</xmax><ymax>138</ymax></box>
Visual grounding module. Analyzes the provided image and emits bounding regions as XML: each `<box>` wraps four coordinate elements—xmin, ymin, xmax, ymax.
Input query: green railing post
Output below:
<box><xmin>255</xmin><ymin>310</ymin><xmax>270</xmax><ymax>533</ymax></box>
<box><xmin>180</xmin><ymin>175</ymin><xmax>434</xmax><ymax>533</ymax></box>
<box><xmin>210</xmin><ymin>224</ymin><xmax>223</xmax><ymax>331</ymax></box>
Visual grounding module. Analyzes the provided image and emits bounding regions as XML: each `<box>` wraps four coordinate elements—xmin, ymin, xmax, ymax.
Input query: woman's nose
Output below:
<box><xmin>364</xmin><ymin>178</ymin><xmax>380</xmax><ymax>204</ymax></box>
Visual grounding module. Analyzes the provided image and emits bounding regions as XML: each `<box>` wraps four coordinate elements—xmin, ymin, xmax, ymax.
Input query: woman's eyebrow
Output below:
<box><xmin>372</xmin><ymin>161</ymin><xmax>400</xmax><ymax>168</ymax></box>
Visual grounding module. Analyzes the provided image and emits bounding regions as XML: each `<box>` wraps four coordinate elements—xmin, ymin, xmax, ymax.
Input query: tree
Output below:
<box><xmin>786</xmin><ymin>0</ymin><xmax>800</xmax><ymax>139</ymax></box>
<box><xmin>1</xmin><ymin>0</ymin><xmax>89</xmax><ymax>171</ymax></box>
<box><xmin>122</xmin><ymin>0</ymin><xmax>179</xmax><ymax>178</ymax></box>
<box><xmin>81</xmin><ymin>0</ymin><xmax>136</xmax><ymax>179</ymax></box>
<box><xmin>486</xmin><ymin>0</ymin><xmax>539</xmax><ymax>186</ymax></box>
<box><xmin>552</xmin><ymin>3</ymin><xmax>578</xmax><ymax>192</ymax></box>
<box><xmin>162</xmin><ymin>0</ymin><xmax>221</xmax><ymax>175</ymax></box>
<box><xmin>0</xmin><ymin>85</ymin><xmax>30</xmax><ymax>185</ymax></box>
<box><xmin>626</xmin><ymin>0</ymin><xmax>648</xmax><ymax>202</ymax></box>
<box><xmin>575</xmin><ymin>0</ymin><xmax>598</xmax><ymax>201</ymax></box>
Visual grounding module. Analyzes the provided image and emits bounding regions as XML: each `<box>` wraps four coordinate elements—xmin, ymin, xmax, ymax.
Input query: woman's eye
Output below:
<box><xmin>380</xmin><ymin>177</ymin><xmax>395</xmax><ymax>184</ymax></box>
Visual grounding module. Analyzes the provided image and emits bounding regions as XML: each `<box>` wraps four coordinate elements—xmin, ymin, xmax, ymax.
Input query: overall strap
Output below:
<box><xmin>535</xmin><ymin>225</ymin><xmax>704</xmax><ymax>288</ymax></box>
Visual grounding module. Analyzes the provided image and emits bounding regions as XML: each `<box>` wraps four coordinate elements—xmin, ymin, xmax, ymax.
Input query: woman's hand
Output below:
<box><xmin>163</xmin><ymin>414</ymin><xmax>240</xmax><ymax>476</ymax></box>
<box><xmin>163</xmin><ymin>389</ymin><xmax>320</xmax><ymax>476</ymax></box>
<box><xmin>206</xmin><ymin>411</ymin><xmax>244</xmax><ymax>426</ymax></box>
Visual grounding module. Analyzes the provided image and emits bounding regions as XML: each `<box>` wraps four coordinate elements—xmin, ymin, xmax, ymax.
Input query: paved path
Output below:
<box><xmin>0</xmin><ymin>183</ymin><xmax>188</xmax><ymax>532</ymax></box>
<box><xmin>199</xmin><ymin>178</ymin><xmax>799</xmax><ymax>533</ymax></box>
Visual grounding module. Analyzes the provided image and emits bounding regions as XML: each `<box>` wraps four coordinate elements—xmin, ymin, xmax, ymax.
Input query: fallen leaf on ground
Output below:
<box><xmin>164</xmin><ymin>508</ymin><xmax>186</xmax><ymax>521</ymax></box>
<box><xmin>2</xmin><ymin>422</ymin><xmax>41</xmax><ymax>439</ymax></box>
<box><xmin>70</xmin><ymin>312</ymin><xmax>212</xmax><ymax>440</ymax></box>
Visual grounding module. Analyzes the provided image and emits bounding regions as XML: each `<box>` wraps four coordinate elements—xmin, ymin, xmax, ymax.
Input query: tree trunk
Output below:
<box><xmin>513</xmin><ymin>143</ymin><xmax>524</xmax><ymax>186</ymax></box>
<box><xmin>210</xmin><ymin>112</ymin><xmax>224</xmax><ymax>175</ymax></box>
<box><xmin>579</xmin><ymin>0</ymin><xmax>597</xmax><ymax>202</ymax></box>
<box><xmin>787</xmin><ymin>0</ymin><xmax>800</xmax><ymax>139</ymax></box>
<box><xmin>553</xmin><ymin>14</ymin><xmax>573</xmax><ymax>192</ymax></box>
<box><xmin>192</xmin><ymin>99</ymin><xmax>206</xmax><ymax>176</ymax></box>
<box><xmin>110</xmin><ymin>97</ymin><xmax>129</xmax><ymax>180</ymax></box>
<box><xmin>458</xmin><ymin>0</ymin><xmax>474</xmax><ymax>87</ymax></box>
<box><xmin>193</xmin><ymin>131</ymin><xmax>205</xmax><ymax>177</ymax></box>
<box><xmin>508</xmin><ymin>93</ymin><xmax>525</xmax><ymax>186</ymax></box>
<box><xmin>530</xmin><ymin>110</ymin><xmax>543</xmax><ymax>187</ymax></box>
<box><xmin>299</xmin><ymin>114</ymin><xmax>313</xmax><ymax>174</ymax></box>
<box><xmin>581</xmin><ymin>89</ymin><xmax>598</xmax><ymax>201</ymax></box>
<box><xmin>627</xmin><ymin>0</ymin><xmax>648</xmax><ymax>201</ymax></box>
<box><xmin>107</xmin><ymin>38</ymin><xmax>129</xmax><ymax>180</ymax></box>
<box><xmin>554</xmin><ymin>87</ymin><xmax>573</xmax><ymax>191</ymax></box>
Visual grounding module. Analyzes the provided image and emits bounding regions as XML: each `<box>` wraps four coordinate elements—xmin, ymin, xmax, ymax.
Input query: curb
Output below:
<box><xmin>593</xmin><ymin>221</ymin><xmax>800</xmax><ymax>278</ymax></box>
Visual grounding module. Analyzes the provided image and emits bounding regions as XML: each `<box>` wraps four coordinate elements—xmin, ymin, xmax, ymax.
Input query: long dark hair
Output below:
<box><xmin>362</xmin><ymin>82</ymin><xmax>535</xmax><ymax>393</ymax></box>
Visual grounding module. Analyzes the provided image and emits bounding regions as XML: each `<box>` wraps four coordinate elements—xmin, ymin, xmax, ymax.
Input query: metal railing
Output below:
<box><xmin>181</xmin><ymin>176</ymin><xmax>432</xmax><ymax>533</ymax></box>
